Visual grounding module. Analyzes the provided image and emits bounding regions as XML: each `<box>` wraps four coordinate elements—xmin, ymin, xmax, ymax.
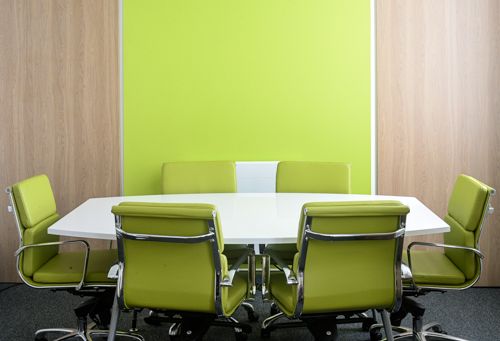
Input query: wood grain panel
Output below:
<box><xmin>377</xmin><ymin>0</ymin><xmax>500</xmax><ymax>285</ymax></box>
<box><xmin>0</xmin><ymin>0</ymin><xmax>120</xmax><ymax>282</ymax></box>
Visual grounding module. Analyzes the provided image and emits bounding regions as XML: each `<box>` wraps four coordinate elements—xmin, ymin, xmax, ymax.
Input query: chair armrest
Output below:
<box><xmin>221</xmin><ymin>247</ymin><xmax>253</xmax><ymax>287</ymax></box>
<box><xmin>265</xmin><ymin>248</ymin><xmax>298</xmax><ymax>285</ymax></box>
<box><xmin>107</xmin><ymin>263</ymin><xmax>120</xmax><ymax>280</ymax></box>
<box><xmin>15</xmin><ymin>240</ymin><xmax>90</xmax><ymax>290</ymax></box>
<box><xmin>406</xmin><ymin>241</ymin><xmax>484</xmax><ymax>275</ymax></box>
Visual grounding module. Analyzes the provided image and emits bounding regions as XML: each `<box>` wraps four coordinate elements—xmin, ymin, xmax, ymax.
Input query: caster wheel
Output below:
<box><xmin>430</xmin><ymin>325</ymin><xmax>447</xmax><ymax>334</ymax></box>
<box><xmin>144</xmin><ymin>315</ymin><xmax>162</xmax><ymax>326</ymax></box>
<box><xmin>369</xmin><ymin>328</ymin><xmax>383</xmax><ymax>341</ymax></box>
<box><xmin>270</xmin><ymin>303</ymin><xmax>280</xmax><ymax>316</ymax></box>
<box><xmin>261</xmin><ymin>329</ymin><xmax>271</xmax><ymax>339</ymax></box>
<box><xmin>362</xmin><ymin>319</ymin><xmax>375</xmax><ymax>332</ymax></box>
<box><xmin>247</xmin><ymin>311</ymin><xmax>259</xmax><ymax>322</ymax></box>
<box><xmin>235</xmin><ymin>332</ymin><xmax>248</xmax><ymax>341</ymax></box>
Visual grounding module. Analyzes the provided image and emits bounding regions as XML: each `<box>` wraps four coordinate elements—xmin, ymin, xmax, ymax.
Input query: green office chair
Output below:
<box><xmin>160</xmin><ymin>160</ymin><xmax>257</xmax><ymax>317</ymax></box>
<box><xmin>161</xmin><ymin>160</ymin><xmax>237</xmax><ymax>194</ymax></box>
<box><xmin>271</xmin><ymin>161</ymin><xmax>352</xmax><ymax>261</ymax></box>
<box><xmin>261</xmin><ymin>201</ymin><xmax>409</xmax><ymax>341</ymax></box>
<box><xmin>276</xmin><ymin>161</ymin><xmax>351</xmax><ymax>194</ymax></box>
<box><xmin>370</xmin><ymin>175</ymin><xmax>495</xmax><ymax>341</ymax></box>
<box><xmin>107</xmin><ymin>202</ymin><xmax>254</xmax><ymax>340</ymax></box>
<box><xmin>6</xmin><ymin>174</ymin><xmax>141</xmax><ymax>341</ymax></box>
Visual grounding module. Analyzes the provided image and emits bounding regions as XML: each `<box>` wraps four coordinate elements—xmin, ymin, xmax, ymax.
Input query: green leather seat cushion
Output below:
<box><xmin>269</xmin><ymin>272</ymin><xmax>296</xmax><ymax>317</ymax></box>
<box><xmin>33</xmin><ymin>249</ymin><xmax>117</xmax><ymax>284</ymax></box>
<box><xmin>222</xmin><ymin>272</ymin><xmax>248</xmax><ymax>316</ymax></box>
<box><xmin>403</xmin><ymin>250</ymin><xmax>465</xmax><ymax>286</ymax></box>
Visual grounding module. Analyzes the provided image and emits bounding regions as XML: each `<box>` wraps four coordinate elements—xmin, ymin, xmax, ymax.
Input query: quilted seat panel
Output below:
<box><xmin>33</xmin><ymin>249</ymin><xmax>117</xmax><ymax>284</ymax></box>
<box><xmin>403</xmin><ymin>250</ymin><xmax>465</xmax><ymax>286</ymax></box>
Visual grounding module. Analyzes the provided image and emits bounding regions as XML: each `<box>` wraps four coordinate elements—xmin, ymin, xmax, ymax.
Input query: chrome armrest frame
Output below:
<box><xmin>116</xmin><ymin>228</ymin><xmax>215</xmax><ymax>243</ymax></box>
<box><xmin>264</xmin><ymin>248</ymin><xmax>298</xmax><ymax>285</ymax></box>
<box><xmin>221</xmin><ymin>247</ymin><xmax>253</xmax><ymax>287</ymax></box>
<box><xmin>15</xmin><ymin>240</ymin><xmax>90</xmax><ymax>290</ymax></box>
<box><xmin>306</xmin><ymin>228</ymin><xmax>405</xmax><ymax>241</ymax></box>
<box><xmin>406</xmin><ymin>241</ymin><xmax>485</xmax><ymax>291</ymax></box>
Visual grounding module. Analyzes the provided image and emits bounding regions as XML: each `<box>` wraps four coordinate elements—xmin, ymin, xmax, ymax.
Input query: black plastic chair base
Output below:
<box><xmin>261</xmin><ymin>308</ymin><xmax>377</xmax><ymax>341</ymax></box>
<box><xmin>145</xmin><ymin>310</ymin><xmax>252</xmax><ymax>341</ymax></box>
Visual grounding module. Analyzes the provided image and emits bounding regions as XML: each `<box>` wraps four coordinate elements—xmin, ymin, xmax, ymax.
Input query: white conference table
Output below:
<box><xmin>48</xmin><ymin>193</ymin><xmax>449</xmax><ymax>244</ymax></box>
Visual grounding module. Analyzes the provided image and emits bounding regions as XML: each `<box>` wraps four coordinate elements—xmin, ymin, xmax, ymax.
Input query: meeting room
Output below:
<box><xmin>0</xmin><ymin>1</ymin><xmax>498</xmax><ymax>340</ymax></box>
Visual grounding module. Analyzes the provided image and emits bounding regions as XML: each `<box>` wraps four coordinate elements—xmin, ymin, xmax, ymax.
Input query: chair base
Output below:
<box><xmin>370</xmin><ymin>297</ymin><xmax>469</xmax><ymax>341</ymax></box>
<box><xmin>391</xmin><ymin>330</ymin><xmax>469</xmax><ymax>341</ymax></box>
<box><xmin>261</xmin><ymin>310</ymin><xmax>383</xmax><ymax>341</ymax></box>
<box><xmin>144</xmin><ymin>301</ymin><xmax>258</xmax><ymax>326</ymax></box>
<box><xmin>33</xmin><ymin>293</ymin><xmax>143</xmax><ymax>341</ymax></box>
<box><xmin>140</xmin><ymin>309</ymin><xmax>252</xmax><ymax>340</ymax></box>
<box><xmin>34</xmin><ymin>327</ymin><xmax>143</xmax><ymax>341</ymax></box>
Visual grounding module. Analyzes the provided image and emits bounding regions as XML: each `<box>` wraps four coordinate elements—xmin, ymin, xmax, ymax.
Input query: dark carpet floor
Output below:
<box><xmin>1</xmin><ymin>283</ymin><xmax>499</xmax><ymax>341</ymax></box>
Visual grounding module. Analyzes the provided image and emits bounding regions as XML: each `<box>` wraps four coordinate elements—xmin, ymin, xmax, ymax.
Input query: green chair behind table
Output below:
<box><xmin>372</xmin><ymin>175</ymin><xmax>495</xmax><ymax>341</ymax></box>
<box><xmin>276</xmin><ymin>161</ymin><xmax>351</xmax><ymax>194</ymax></box>
<box><xmin>161</xmin><ymin>160</ymin><xmax>237</xmax><ymax>194</ymax></box>
<box><xmin>262</xmin><ymin>201</ymin><xmax>409</xmax><ymax>341</ymax></box>
<box><xmin>108</xmin><ymin>202</ymin><xmax>254</xmax><ymax>340</ymax></box>
<box><xmin>6</xmin><ymin>174</ymin><xmax>141</xmax><ymax>341</ymax></box>
<box><xmin>269</xmin><ymin>161</ymin><xmax>352</xmax><ymax>264</ymax></box>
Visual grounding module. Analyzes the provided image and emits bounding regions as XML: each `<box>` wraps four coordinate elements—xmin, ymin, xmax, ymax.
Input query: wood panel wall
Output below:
<box><xmin>377</xmin><ymin>0</ymin><xmax>500</xmax><ymax>285</ymax></box>
<box><xmin>0</xmin><ymin>0</ymin><xmax>120</xmax><ymax>282</ymax></box>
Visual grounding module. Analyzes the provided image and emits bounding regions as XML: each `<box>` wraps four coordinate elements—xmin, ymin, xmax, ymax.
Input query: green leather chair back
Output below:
<box><xmin>443</xmin><ymin>174</ymin><xmax>494</xmax><ymax>281</ymax></box>
<box><xmin>161</xmin><ymin>161</ymin><xmax>237</xmax><ymax>194</ymax></box>
<box><xmin>295</xmin><ymin>201</ymin><xmax>408</xmax><ymax>315</ymax></box>
<box><xmin>276</xmin><ymin>161</ymin><xmax>351</xmax><ymax>194</ymax></box>
<box><xmin>112</xmin><ymin>202</ymin><xmax>229</xmax><ymax>314</ymax></box>
<box><xmin>10</xmin><ymin>175</ymin><xmax>60</xmax><ymax>277</ymax></box>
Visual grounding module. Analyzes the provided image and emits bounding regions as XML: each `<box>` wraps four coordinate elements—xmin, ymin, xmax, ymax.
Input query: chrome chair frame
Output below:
<box><xmin>6</xmin><ymin>186</ymin><xmax>142</xmax><ymax>341</ymax></box>
<box><xmin>262</xmin><ymin>208</ymin><xmax>407</xmax><ymax>341</ymax></box>
<box><xmin>373</xmin><ymin>188</ymin><xmax>495</xmax><ymax>341</ymax></box>
<box><xmin>107</xmin><ymin>210</ymin><xmax>255</xmax><ymax>340</ymax></box>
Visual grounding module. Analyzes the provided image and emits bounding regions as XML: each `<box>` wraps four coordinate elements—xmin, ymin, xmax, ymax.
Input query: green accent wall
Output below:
<box><xmin>124</xmin><ymin>0</ymin><xmax>371</xmax><ymax>195</ymax></box>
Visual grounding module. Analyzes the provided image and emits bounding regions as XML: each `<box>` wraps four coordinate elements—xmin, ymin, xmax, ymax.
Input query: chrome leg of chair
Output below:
<box><xmin>228</xmin><ymin>316</ymin><xmax>244</xmax><ymax>334</ymax></box>
<box><xmin>422</xmin><ymin>332</ymin><xmax>469</xmax><ymax>341</ymax></box>
<box><xmin>169</xmin><ymin>322</ymin><xmax>182</xmax><ymax>336</ymax></box>
<box><xmin>54</xmin><ymin>331</ymin><xmax>85</xmax><ymax>341</ymax></box>
<box><xmin>241</xmin><ymin>301</ymin><xmax>259</xmax><ymax>321</ymax></box>
<box><xmin>89</xmin><ymin>330</ymin><xmax>144</xmax><ymax>341</ymax></box>
<box><xmin>392</xmin><ymin>332</ymin><xmax>422</xmax><ymax>340</ymax></box>
<box><xmin>261</xmin><ymin>312</ymin><xmax>285</xmax><ymax>330</ymax></box>
<box><xmin>392</xmin><ymin>329</ymin><xmax>470</xmax><ymax>341</ymax></box>
<box><xmin>107</xmin><ymin>293</ymin><xmax>120</xmax><ymax>341</ymax></box>
<box><xmin>422</xmin><ymin>321</ymin><xmax>444</xmax><ymax>333</ymax></box>
<box><xmin>35</xmin><ymin>328</ymin><xmax>77</xmax><ymax>340</ymax></box>
<box><xmin>381</xmin><ymin>310</ymin><xmax>394</xmax><ymax>341</ymax></box>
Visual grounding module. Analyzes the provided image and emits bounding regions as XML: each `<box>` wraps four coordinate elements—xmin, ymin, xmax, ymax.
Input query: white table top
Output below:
<box><xmin>48</xmin><ymin>193</ymin><xmax>449</xmax><ymax>244</ymax></box>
